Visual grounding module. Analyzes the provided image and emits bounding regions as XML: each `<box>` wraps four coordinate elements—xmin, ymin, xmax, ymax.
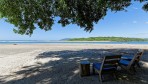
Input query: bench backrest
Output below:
<box><xmin>128</xmin><ymin>49</ymin><xmax>144</xmax><ymax>68</ymax></box>
<box><xmin>100</xmin><ymin>55</ymin><xmax>121</xmax><ymax>73</ymax></box>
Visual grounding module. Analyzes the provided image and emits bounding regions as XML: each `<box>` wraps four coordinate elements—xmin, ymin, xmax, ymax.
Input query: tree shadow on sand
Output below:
<box><xmin>0</xmin><ymin>49</ymin><xmax>148</xmax><ymax>84</ymax></box>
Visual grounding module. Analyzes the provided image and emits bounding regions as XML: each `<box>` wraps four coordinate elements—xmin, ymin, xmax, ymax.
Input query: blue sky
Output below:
<box><xmin>0</xmin><ymin>2</ymin><xmax>148</xmax><ymax>40</ymax></box>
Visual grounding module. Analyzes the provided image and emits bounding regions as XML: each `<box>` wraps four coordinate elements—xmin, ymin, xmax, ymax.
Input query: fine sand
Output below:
<box><xmin>0</xmin><ymin>44</ymin><xmax>148</xmax><ymax>84</ymax></box>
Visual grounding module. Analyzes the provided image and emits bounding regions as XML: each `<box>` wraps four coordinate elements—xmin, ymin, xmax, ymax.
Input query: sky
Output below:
<box><xmin>0</xmin><ymin>2</ymin><xmax>148</xmax><ymax>40</ymax></box>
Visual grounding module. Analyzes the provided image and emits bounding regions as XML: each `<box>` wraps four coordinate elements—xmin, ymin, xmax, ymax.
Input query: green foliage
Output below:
<box><xmin>68</xmin><ymin>37</ymin><xmax>147</xmax><ymax>42</ymax></box>
<box><xmin>0</xmin><ymin>0</ymin><xmax>147</xmax><ymax>35</ymax></box>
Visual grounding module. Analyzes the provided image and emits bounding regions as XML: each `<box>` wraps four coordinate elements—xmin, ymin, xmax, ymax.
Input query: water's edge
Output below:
<box><xmin>0</xmin><ymin>41</ymin><xmax>148</xmax><ymax>45</ymax></box>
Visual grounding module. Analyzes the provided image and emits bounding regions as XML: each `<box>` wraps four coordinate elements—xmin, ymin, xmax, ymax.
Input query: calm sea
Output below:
<box><xmin>0</xmin><ymin>40</ymin><xmax>148</xmax><ymax>45</ymax></box>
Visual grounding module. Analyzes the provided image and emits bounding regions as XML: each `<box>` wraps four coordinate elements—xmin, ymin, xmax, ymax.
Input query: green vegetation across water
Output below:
<box><xmin>68</xmin><ymin>37</ymin><xmax>147</xmax><ymax>42</ymax></box>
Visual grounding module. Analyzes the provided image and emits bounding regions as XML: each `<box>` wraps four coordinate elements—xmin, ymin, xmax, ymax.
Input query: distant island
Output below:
<box><xmin>66</xmin><ymin>37</ymin><xmax>147</xmax><ymax>42</ymax></box>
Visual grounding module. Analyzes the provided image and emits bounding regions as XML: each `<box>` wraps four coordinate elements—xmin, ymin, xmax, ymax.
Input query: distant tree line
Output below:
<box><xmin>68</xmin><ymin>37</ymin><xmax>147</xmax><ymax>42</ymax></box>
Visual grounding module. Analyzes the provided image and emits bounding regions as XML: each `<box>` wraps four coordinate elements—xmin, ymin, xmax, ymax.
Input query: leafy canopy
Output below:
<box><xmin>0</xmin><ymin>0</ymin><xmax>148</xmax><ymax>35</ymax></box>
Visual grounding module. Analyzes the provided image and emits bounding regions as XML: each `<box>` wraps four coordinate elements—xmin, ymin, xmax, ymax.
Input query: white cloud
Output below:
<box><xmin>133</xmin><ymin>21</ymin><xmax>137</xmax><ymax>23</ymax></box>
<box><xmin>145</xmin><ymin>22</ymin><xmax>148</xmax><ymax>24</ymax></box>
<box><xmin>132</xmin><ymin>7</ymin><xmax>138</xmax><ymax>10</ymax></box>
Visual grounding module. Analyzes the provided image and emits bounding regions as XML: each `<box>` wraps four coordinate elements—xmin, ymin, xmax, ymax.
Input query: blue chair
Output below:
<box><xmin>121</xmin><ymin>55</ymin><xmax>133</xmax><ymax>60</ymax></box>
<box><xmin>120</xmin><ymin>49</ymin><xmax>144</xmax><ymax>71</ymax></box>
<box><xmin>93</xmin><ymin>55</ymin><xmax>121</xmax><ymax>82</ymax></box>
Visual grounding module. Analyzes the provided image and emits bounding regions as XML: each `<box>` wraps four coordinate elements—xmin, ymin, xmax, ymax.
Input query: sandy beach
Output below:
<box><xmin>0</xmin><ymin>44</ymin><xmax>148</xmax><ymax>84</ymax></box>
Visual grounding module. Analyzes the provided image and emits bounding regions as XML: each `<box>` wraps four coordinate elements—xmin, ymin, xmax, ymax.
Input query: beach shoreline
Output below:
<box><xmin>0</xmin><ymin>44</ymin><xmax>148</xmax><ymax>84</ymax></box>
<box><xmin>1</xmin><ymin>44</ymin><xmax>148</xmax><ymax>50</ymax></box>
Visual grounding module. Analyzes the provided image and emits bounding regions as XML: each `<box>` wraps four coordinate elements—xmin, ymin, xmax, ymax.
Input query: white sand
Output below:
<box><xmin>0</xmin><ymin>44</ymin><xmax>148</xmax><ymax>84</ymax></box>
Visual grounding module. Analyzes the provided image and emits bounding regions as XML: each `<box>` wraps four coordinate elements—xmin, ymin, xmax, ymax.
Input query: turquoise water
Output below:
<box><xmin>0</xmin><ymin>40</ymin><xmax>148</xmax><ymax>44</ymax></box>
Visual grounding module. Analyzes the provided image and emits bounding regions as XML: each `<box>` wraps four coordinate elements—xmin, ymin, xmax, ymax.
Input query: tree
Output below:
<box><xmin>0</xmin><ymin>0</ymin><xmax>148</xmax><ymax>35</ymax></box>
